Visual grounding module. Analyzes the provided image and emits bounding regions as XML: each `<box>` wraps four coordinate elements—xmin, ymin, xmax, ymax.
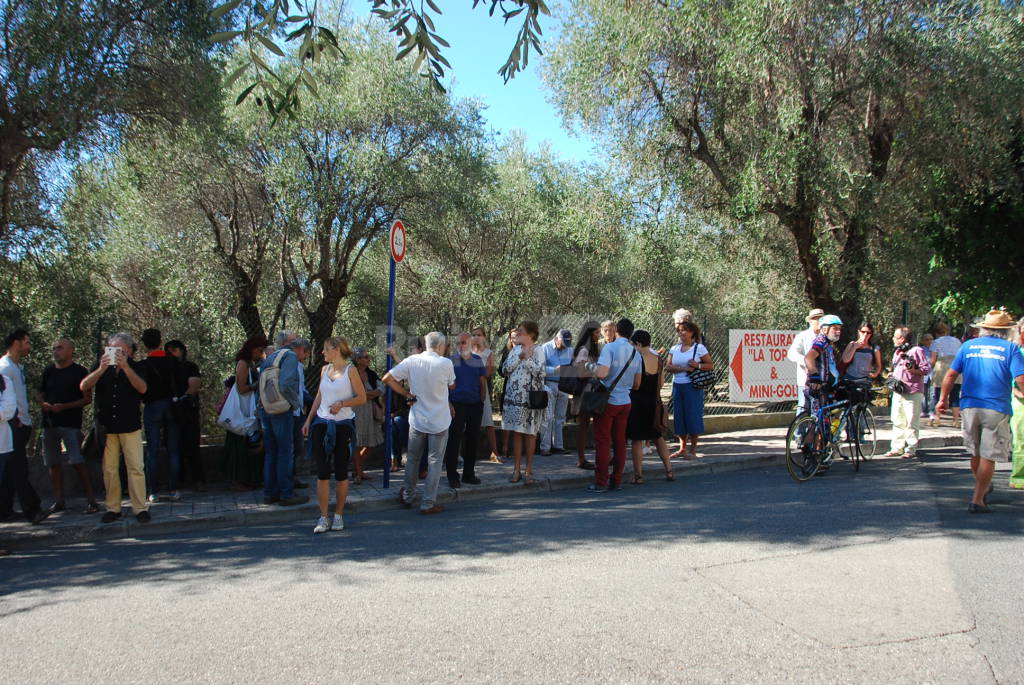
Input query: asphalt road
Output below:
<box><xmin>1</xmin><ymin>447</ymin><xmax>1021</xmax><ymax>684</ymax></box>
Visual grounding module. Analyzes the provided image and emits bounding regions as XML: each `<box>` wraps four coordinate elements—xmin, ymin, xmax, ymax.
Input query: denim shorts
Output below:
<box><xmin>42</xmin><ymin>426</ymin><xmax>84</xmax><ymax>466</ymax></box>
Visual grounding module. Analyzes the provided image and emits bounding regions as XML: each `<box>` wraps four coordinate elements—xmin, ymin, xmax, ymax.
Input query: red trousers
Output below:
<box><xmin>593</xmin><ymin>403</ymin><xmax>631</xmax><ymax>487</ymax></box>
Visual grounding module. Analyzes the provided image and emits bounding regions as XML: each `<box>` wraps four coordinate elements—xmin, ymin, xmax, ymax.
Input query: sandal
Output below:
<box><xmin>630</xmin><ymin>474</ymin><xmax>644</xmax><ymax>485</ymax></box>
<box><xmin>665</xmin><ymin>469</ymin><xmax>675</xmax><ymax>482</ymax></box>
<box><xmin>489</xmin><ymin>454</ymin><xmax>504</xmax><ymax>464</ymax></box>
<box><xmin>509</xmin><ymin>471</ymin><xmax>522</xmax><ymax>483</ymax></box>
<box><xmin>524</xmin><ymin>472</ymin><xmax>536</xmax><ymax>485</ymax></box>
<box><xmin>577</xmin><ymin>461</ymin><xmax>596</xmax><ymax>470</ymax></box>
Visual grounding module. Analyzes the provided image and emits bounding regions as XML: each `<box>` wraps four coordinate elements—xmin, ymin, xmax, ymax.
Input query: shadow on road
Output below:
<box><xmin>1</xmin><ymin>449</ymin><xmax>1020</xmax><ymax>601</ymax></box>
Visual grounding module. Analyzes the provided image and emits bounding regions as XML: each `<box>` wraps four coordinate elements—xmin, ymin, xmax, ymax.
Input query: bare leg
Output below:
<box><xmin>355</xmin><ymin>447</ymin><xmax>370</xmax><ymax>481</ymax></box>
<box><xmin>48</xmin><ymin>466</ymin><xmax>64</xmax><ymax>507</ymax></box>
<box><xmin>334</xmin><ymin>479</ymin><xmax>350</xmax><ymax>515</ymax></box>
<box><xmin>511</xmin><ymin>432</ymin><xmax>523</xmax><ymax>478</ymax></box>
<box><xmin>655</xmin><ymin>437</ymin><xmax>672</xmax><ymax>470</ymax></box>
<box><xmin>577</xmin><ymin>413</ymin><xmax>593</xmax><ymax>466</ymax></box>
<box><xmin>669</xmin><ymin>437</ymin><xmax>686</xmax><ymax>458</ymax></box>
<box><xmin>524</xmin><ymin>434</ymin><xmax>537</xmax><ymax>480</ymax></box>
<box><xmin>630</xmin><ymin>440</ymin><xmax>644</xmax><ymax>481</ymax></box>
<box><xmin>689</xmin><ymin>434</ymin><xmax>700</xmax><ymax>457</ymax></box>
<box><xmin>317</xmin><ymin>479</ymin><xmax>330</xmax><ymax>516</ymax></box>
<box><xmin>971</xmin><ymin>456</ymin><xmax>995</xmax><ymax>505</ymax></box>
<box><xmin>72</xmin><ymin>463</ymin><xmax>97</xmax><ymax>504</ymax></box>
<box><xmin>486</xmin><ymin>426</ymin><xmax>500</xmax><ymax>460</ymax></box>
<box><xmin>501</xmin><ymin>428</ymin><xmax>511</xmax><ymax>458</ymax></box>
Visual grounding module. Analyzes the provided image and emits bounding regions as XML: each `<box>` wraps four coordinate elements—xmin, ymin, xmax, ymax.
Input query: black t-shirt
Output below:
<box><xmin>39</xmin><ymin>363</ymin><xmax>89</xmax><ymax>429</ymax></box>
<box><xmin>94</xmin><ymin>360</ymin><xmax>149</xmax><ymax>433</ymax></box>
<box><xmin>142</xmin><ymin>352</ymin><xmax>185</xmax><ymax>403</ymax></box>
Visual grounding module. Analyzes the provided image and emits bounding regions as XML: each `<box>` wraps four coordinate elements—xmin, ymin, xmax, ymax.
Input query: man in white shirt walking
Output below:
<box><xmin>383</xmin><ymin>332</ymin><xmax>456</xmax><ymax>514</ymax></box>
<box><xmin>787</xmin><ymin>309</ymin><xmax>824</xmax><ymax>415</ymax></box>
<box><xmin>0</xmin><ymin>329</ymin><xmax>48</xmax><ymax>524</ymax></box>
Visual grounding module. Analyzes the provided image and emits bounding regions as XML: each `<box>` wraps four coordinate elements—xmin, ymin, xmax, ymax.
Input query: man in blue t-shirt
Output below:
<box><xmin>937</xmin><ymin>309</ymin><xmax>1024</xmax><ymax>513</ymax></box>
<box><xmin>586</xmin><ymin>318</ymin><xmax>642</xmax><ymax>491</ymax></box>
<box><xmin>445</xmin><ymin>332</ymin><xmax>487</xmax><ymax>488</ymax></box>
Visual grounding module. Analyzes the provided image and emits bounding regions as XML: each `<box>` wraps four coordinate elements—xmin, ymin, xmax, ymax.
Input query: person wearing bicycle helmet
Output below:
<box><xmin>804</xmin><ymin>315</ymin><xmax>843</xmax><ymax>415</ymax></box>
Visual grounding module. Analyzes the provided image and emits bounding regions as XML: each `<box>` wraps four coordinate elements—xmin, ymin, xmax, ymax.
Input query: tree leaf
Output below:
<box><xmin>256</xmin><ymin>33</ymin><xmax>286</xmax><ymax>56</ymax></box>
<box><xmin>211</xmin><ymin>0</ymin><xmax>245</xmax><ymax>19</ymax></box>
<box><xmin>210</xmin><ymin>30</ymin><xmax>243</xmax><ymax>43</ymax></box>
<box><xmin>224</xmin><ymin>63</ymin><xmax>249</xmax><ymax>88</ymax></box>
<box><xmin>235</xmin><ymin>82</ymin><xmax>258</xmax><ymax>104</ymax></box>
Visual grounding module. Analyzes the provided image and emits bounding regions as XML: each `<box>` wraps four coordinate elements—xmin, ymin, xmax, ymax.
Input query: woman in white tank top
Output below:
<box><xmin>302</xmin><ymin>337</ymin><xmax>366</xmax><ymax>534</ymax></box>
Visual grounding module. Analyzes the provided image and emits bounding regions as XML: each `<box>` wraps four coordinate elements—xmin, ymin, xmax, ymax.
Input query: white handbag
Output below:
<box><xmin>216</xmin><ymin>384</ymin><xmax>257</xmax><ymax>436</ymax></box>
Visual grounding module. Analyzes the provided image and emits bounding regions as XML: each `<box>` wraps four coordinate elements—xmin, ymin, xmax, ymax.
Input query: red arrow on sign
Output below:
<box><xmin>730</xmin><ymin>340</ymin><xmax>744</xmax><ymax>391</ymax></box>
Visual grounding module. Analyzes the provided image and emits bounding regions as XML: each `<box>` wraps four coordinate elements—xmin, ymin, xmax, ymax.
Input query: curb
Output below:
<box><xmin>1</xmin><ymin>435</ymin><xmax>963</xmax><ymax>552</ymax></box>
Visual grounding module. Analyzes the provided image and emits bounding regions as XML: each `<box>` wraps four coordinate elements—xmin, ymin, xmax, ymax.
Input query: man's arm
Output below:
<box><xmin>804</xmin><ymin>348</ymin><xmax>820</xmax><ymax>377</ymax></box>
<box><xmin>121</xmin><ymin>360</ymin><xmax>148</xmax><ymax>395</ymax></box>
<box><xmin>787</xmin><ymin>333</ymin><xmax>807</xmax><ymax>365</ymax></box>
<box><xmin>935</xmin><ymin>369</ymin><xmax>960</xmax><ymax>413</ymax></box>
<box><xmin>381</xmin><ymin>372</ymin><xmax>413</xmax><ymax>399</ymax></box>
<box><xmin>80</xmin><ymin>365</ymin><xmax>105</xmax><ymax>392</ymax></box>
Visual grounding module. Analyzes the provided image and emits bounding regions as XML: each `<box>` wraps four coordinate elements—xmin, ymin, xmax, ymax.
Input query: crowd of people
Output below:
<box><xmin>2</xmin><ymin>303</ymin><xmax>1023</xmax><ymax>550</ymax></box>
<box><xmin>787</xmin><ymin>307</ymin><xmax>1024</xmax><ymax>509</ymax></box>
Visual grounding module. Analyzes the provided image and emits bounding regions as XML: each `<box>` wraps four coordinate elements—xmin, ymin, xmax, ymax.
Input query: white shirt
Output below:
<box><xmin>932</xmin><ymin>335</ymin><xmax>962</xmax><ymax>359</ymax></box>
<box><xmin>786</xmin><ymin>327</ymin><xmax>817</xmax><ymax>386</ymax></box>
<box><xmin>0</xmin><ymin>377</ymin><xmax>17</xmax><ymax>453</ymax></box>
<box><xmin>316</xmin><ymin>364</ymin><xmax>356</xmax><ymax>422</ymax></box>
<box><xmin>0</xmin><ymin>354</ymin><xmax>30</xmax><ymax>426</ymax></box>
<box><xmin>669</xmin><ymin>342</ymin><xmax>709</xmax><ymax>384</ymax></box>
<box><xmin>388</xmin><ymin>350</ymin><xmax>456</xmax><ymax>434</ymax></box>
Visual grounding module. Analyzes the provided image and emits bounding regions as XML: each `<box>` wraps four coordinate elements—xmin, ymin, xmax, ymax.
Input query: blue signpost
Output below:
<box><xmin>382</xmin><ymin>220</ymin><xmax>406</xmax><ymax>489</ymax></box>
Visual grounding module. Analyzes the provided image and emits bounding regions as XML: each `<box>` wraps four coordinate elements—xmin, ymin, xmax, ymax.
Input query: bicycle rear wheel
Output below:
<box><xmin>855</xmin><ymin>409</ymin><xmax>877</xmax><ymax>460</ymax></box>
<box><xmin>786</xmin><ymin>414</ymin><xmax>822</xmax><ymax>482</ymax></box>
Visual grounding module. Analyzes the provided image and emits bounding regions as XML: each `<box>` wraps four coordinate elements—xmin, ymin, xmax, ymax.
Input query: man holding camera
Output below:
<box><xmin>884</xmin><ymin>327</ymin><xmax>931</xmax><ymax>458</ymax></box>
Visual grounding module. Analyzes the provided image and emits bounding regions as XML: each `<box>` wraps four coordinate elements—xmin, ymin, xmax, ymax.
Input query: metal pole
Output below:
<box><xmin>382</xmin><ymin>255</ymin><xmax>397</xmax><ymax>489</ymax></box>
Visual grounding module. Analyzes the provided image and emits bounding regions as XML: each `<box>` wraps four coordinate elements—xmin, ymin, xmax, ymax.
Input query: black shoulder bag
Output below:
<box><xmin>580</xmin><ymin>349</ymin><xmax>637</xmax><ymax>417</ymax></box>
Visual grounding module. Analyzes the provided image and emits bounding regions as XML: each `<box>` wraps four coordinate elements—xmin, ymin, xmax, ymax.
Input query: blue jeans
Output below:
<box><xmin>260</xmin><ymin>410</ymin><xmax>295</xmax><ymax>500</ymax></box>
<box><xmin>143</xmin><ymin>399</ymin><xmax>180</xmax><ymax>494</ymax></box>
<box><xmin>672</xmin><ymin>382</ymin><xmax>705</xmax><ymax>436</ymax></box>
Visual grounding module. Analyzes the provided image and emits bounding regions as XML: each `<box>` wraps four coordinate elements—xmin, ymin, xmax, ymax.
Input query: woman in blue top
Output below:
<box><xmin>840</xmin><ymin>322</ymin><xmax>882</xmax><ymax>383</ymax></box>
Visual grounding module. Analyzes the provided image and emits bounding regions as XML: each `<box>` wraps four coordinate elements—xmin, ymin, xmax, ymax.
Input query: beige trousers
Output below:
<box><xmin>890</xmin><ymin>392</ymin><xmax>922</xmax><ymax>455</ymax></box>
<box><xmin>103</xmin><ymin>430</ymin><xmax>149</xmax><ymax>514</ymax></box>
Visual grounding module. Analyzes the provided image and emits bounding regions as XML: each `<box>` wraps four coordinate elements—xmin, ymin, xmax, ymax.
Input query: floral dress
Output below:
<box><xmin>501</xmin><ymin>344</ymin><xmax>545</xmax><ymax>434</ymax></box>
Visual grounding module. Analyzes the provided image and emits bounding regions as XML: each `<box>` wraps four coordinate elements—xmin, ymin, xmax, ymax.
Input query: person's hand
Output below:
<box><xmin>301</xmin><ymin>422</ymin><xmax>310</xmax><ymax>437</ymax></box>
<box><xmin>329</xmin><ymin>401</ymin><xmax>343</xmax><ymax>414</ymax></box>
<box><xmin>688</xmin><ymin>358</ymin><xmax>699</xmax><ymax>369</ymax></box>
<box><xmin>935</xmin><ymin>399</ymin><xmax>947</xmax><ymax>414</ymax></box>
<box><xmin>115</xmin><ymin>349</ymin><xmax>128</xmax><ymax>369</ymax></box>
<box><xmin>41</xmin><ymin>402</ymin><xmax>54</xmax><ymax>413</ymax></box>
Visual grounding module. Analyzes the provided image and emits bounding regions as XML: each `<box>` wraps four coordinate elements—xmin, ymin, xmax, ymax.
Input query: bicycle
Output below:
<box><xmin>785</xmin><ymin>380</ymin><xmax>877</xmax><ymax>482</ymax></box>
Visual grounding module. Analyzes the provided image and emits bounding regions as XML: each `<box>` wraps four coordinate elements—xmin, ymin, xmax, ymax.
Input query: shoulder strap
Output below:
<box><xmin>607</xmin><ymin>348</ymin><xmax>637</xmax><ymax>392</ymax></box>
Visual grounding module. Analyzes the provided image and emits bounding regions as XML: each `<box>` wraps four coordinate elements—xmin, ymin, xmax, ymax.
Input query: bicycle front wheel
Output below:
<box><xmin>855</xmin><ymin>409</ymin><xmax>877</xmax><ymax>460</ymax></box>
<box><xmin>786</xmin><ymin>414</ymin><xmax>822</xmax><ymax>482</ymax></box>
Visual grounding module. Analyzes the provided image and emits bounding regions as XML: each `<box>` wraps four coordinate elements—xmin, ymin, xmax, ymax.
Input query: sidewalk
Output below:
<box><xmin>0</xmin><ymin>417</ymin><xmax>965</xmax><ymax>551</ymax></box>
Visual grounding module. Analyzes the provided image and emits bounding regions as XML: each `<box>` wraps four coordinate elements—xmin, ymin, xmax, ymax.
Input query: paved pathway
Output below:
<box><xmin>1</xmin><ymin>443</ymin><xmax>1020</xmax><ymax>683</ymax></box>
<box><xmin>0</xmin><ymin>416</ymin><xmax>967</xmax><ymax>550</ymax></box>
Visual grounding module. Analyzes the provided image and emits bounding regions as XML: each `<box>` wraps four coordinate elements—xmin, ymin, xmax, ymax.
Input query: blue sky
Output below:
<box><xmin>350</xmin><ymin>1</ymin><xmax>600</xmax><ymax>163</ymax></box>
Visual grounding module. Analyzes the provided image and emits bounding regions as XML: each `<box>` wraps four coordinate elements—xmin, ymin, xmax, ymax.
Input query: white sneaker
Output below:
<box><xmin>331</xmin><ymin>514</ymin><xmax>344</xmax><ymax>531</ymax></box>
<box><xmin>313</xmin><ymin>516</ymin><xmax>330</xmax><ymax>534</ymax></box>
<box><xmin>147</xmin><ymin>494</ymin><xmax>158</xmax><ymax>503</ymax></box>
